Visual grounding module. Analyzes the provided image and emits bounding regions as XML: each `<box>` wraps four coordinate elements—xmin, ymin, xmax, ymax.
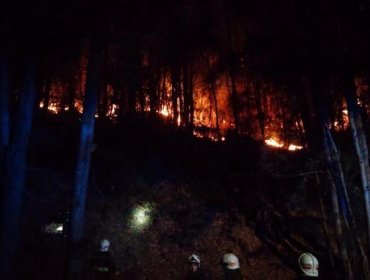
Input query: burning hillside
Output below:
<box><xmin>36</xmin><ymin>50</ymin><xmax>356</xmax><ymax>151</ymax></box>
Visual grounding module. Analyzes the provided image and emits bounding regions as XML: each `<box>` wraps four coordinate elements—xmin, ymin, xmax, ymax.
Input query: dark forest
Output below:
<box><xmin>1</xmin><ymin>0</ymin><xmax>370</xmax><ymax>279</ymax></box>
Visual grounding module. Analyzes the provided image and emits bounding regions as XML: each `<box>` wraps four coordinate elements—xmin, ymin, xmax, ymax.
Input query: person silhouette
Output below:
<box><xmin>88</xmin><ymin>239</ymin><xmax>117</xmax><ymax>280</ymax></box>
<box><xmin>221</xmin><ymin>253</ymin><xmax>243</xmax><ymax>280</ymax></box>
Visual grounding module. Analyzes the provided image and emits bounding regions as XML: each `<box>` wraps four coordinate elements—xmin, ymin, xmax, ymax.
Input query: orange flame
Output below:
<box><xmin>332</xmin><ymin>109</ymin><xmax>349</xmax><ymax>131</ymax></box>
<box><xmin>265</xmin><ymin>137</ymin><xmax>303</xmax><ymax>151</ymax></box>
<box><xmin>74</xmin><ymin>101</ymin><xmax>83</xmax><ymax>114</ymax></box>
<box><xmin>106</xmin><ymin>104</ymin><xmax>119</xmax><ymax>119</ymax></box>
<box><xmin>158</xmin><ymin>105</ymin><xmax>170</xmax><ymax>117</ymax></box>
<box><xmin>48</xmin><ymin>103</ymin><xmax>59</xmax><ymax>114</ymax></box>
<box><xmin>288</xmin><ymin>144</ymin><xmax>303</xmax><ymax>151</ymax></box>
<box><xmin>265</xmin><ymin>138</ymin><xmax>284</xmax><ymax>148</ymax></box>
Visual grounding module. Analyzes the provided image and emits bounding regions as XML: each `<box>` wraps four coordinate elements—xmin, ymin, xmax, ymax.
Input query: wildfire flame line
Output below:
<box><xmin>39</xmin><ymin>100</ymin><xmax>303</xmax><ymax>150</ymax></box>
<box><xmin>264</xmin><ymin>137</ymin><xmax>303</xmax><ymax>151</ymax></box>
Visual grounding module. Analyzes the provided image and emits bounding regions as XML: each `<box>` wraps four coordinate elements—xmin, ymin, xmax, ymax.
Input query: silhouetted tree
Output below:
<box><xmin>67</xmin><ymin>46</ymin><xmax>99</xmax><ymax>280</ymax></box>
<box><xmin>0</xmin><ymin>57</ymin><xmax>37</xmax><ymax>279</ymax></box>
<box><xmin>0</xmin><ymin>55</ymin><xmax>9</xmax><ymax>167</ymax></box>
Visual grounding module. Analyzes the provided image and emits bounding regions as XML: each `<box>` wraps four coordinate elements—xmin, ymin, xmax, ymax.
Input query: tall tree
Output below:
<box><xmin>0</xmin><ymin>57</ymin><xmax>37</xmax><ymax>279</ymax></box>
<box><xmin>206</xmin><ymin>53</ymin><xmax>221</xmax><ymax>139</ymax></box>
<box><xmin>344</xmin><ymin>72</ymin><xmax>370</xmax><ymax>254</ymax></box>
<box><xmin>0</xmin><ymin>56</ymin><xmax>9</xmax><ymax>166</ymax></box>
<box><xmin>67</xmin><ymin>47</ymin><xmax>99</xmax><ymax>280</ymax></box>
<box><xmin>223</xmin><ymin>0</ymin><xmax>240</xmax><ymax>135</ymax></box>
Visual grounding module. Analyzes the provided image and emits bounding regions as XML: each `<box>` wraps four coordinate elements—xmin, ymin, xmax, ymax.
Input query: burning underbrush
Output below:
<box><xmin>85</xmin><ymin>181</ymin><xmax>295</xmax><ymax>279</ymax></box>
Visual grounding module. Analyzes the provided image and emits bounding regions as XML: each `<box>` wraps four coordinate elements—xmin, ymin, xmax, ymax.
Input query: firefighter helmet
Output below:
<box><xmin>298</xmin><ymin>252</ymin><xmax>319</xmax><ymax>277</ymax></box>
<box><xmin>188</xmin><ymin>254</ymin><xmax>200</xmax><ymax>264</ymax></box>
<box><xmin>100</xmin><ymin>239</ymin><xmax>110</xmax><ymax>252</ymax></box>
<box><xmin>223</xmin><ymin>253</ymin><xmax>240</xmax><ymax>270</ymax></box>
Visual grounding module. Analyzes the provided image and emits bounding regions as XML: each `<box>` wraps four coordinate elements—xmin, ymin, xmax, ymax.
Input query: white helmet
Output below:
<box><xmin>188</xmin><ymin>254</ymin><xmax>200</xmax><ymax>265</ymax></box>
<box><xmin>100</xmin><ymin>239</ymin><xmax>110</xmax><ymax>252</ymax></box>
<box><xmin>223</xmin><ymin>253</ymin><xmax>240</xmax><ymax>270</ymax></box>
<box><xmin>299</xmin><ymin>252</ymin><xmax>319</xmax><ymax>277</ymax></box>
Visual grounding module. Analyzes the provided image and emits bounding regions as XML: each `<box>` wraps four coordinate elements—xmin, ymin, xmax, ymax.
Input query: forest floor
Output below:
<box><xmin>17</xmin><ymin>114</ymin><xmax>340</xmax><ymax>279</ymax></box>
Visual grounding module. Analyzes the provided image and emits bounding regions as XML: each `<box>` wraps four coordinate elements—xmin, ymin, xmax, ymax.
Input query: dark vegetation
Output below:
<box><xmin>14</xmin><ymin>114</ymin><xmax>347</xmax><ymax>279</ymax></box>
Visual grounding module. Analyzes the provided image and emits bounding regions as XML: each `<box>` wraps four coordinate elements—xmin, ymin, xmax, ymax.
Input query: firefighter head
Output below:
<box><xmin>298</xmin><ymin>252</ymin><xmax>319</xmax><ymax>277</ymax></box>
<box><xmin>223</xmin><ymin>253</ymin><xmax>240</xmax><ymax>270</ymax></box>
<box><xmin>188</xmin><ymin>254</ymin><xmax>200</xmax><ymax>272</ymax></box>
<box><xmin>100</xmin><ymin>239</ymin><xmax>110</xmax><ymax>252</ymax></box>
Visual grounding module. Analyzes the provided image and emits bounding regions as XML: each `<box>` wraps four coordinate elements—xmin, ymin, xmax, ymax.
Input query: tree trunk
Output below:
<box><xmin>66</xmin><ymin>82</ymin><xmax>77</xmax><ymax>113</ymax></box>
<box><xmin>178</xmin><ymin>70</ymin><xmax>183</xmax><ymax>126</ymax></box>
<box><xmin>229</xmin><ymin>72</ymin><xmax>239</xmax><ymax>134</ymax></box>
<box><xmin>171</xmin><ymin>64</ymin><xmax>180</xmax><ymax>126</ymax></box>
<box><xmin>222</xmin><ymin>0</ymin><xmax>240</xmax><ymax>135</ymax></box>
<box><xmin>0</xmin><ymin>58</ymin><xmax>37</xmax><ymax>280</ymax></box>
<box><xmin>323</xmin><ymin>123</ymin><xmax>370</xmax><ymax>278</ymax></box>
<box><xmin>324</xmin><ymin>126</ymin><xmax>352</xmax><ymax>229</ymax></box>
<box><xmin>0</xmin><ymin>55</ymin><xmax>10</xmax><ymax>231</ymax></box>
<box><xmin>99</xmin><ymin>83</ymin><xmax>109</xmax><ymax>119</ymax></box>
<box><xmin>148</xmin><ymin>62</ymin><xmax>159</xmax><ymax>118</ymax></box>
<box><xmin>188</xmin><ymin>61</ymin><xmax>194</xmax><ymax>131</ymax></box>
<box><xmin>344</xmin><ymin>73</ymin><xmax>370</xmax><ymax>256</ymax></box>
<box><xmin>42</xmin><ymin>78</ymin><xmax>52</xmax><ymax>113</ymax></box>
<box><xmin>206</xmin><ymin>54</ymin><xmax>221</xmax><ymax>140</ymax></box>
<box><xmin>118</xmin><ymin>86</ymin><xmax>127</xmax><ymax>121</ymax></box>
<box><xmin>326</xmin><ymin>169</ymin><xmax>352</xmax><ymax>279</ymax></box>
<box><xmin>160</xmin><ymin>70</ymin><xmax>167</xmax><ymax>106</ymax></box>
<box><xmin>253</xmin><ymin>79</ymin><xmax>265</xmax><ymax>140</ymax></box>
<box><xmin>297</xmin><ymin>77</ymin><xmax>321</xmax><ymax>150</ymax></box>
<box><xmin>323</xmin><ymin>126</ymin><xmax>352</xmax><ymax>278</ymax></box>
<box><xmin>318</xmin><ymin>181</ymin><xmax>336</xmax><ymax>267</ymax></box>
<box><xmin>67</xmin><ymin>49</ymin><xmax>99</xmax><ymax>280</ymax></box>
<box><xmin>183</xmin><ymin>60</ymin><xmax>190</xmax><ymax>128</ymax></box>
<box><xmin>127</xmin><ymin>82</ymin><xmax>136</xmax><ymax>116</ymax></box>
<box><xmin>0</xmin><ymin>56</ymin><xmax>9</xmax><ymax>163</ymax></box>
<box><xmin>99</xmin><ymin>51</ymin><xmax>109</xmax><ymax>119</ymax></box>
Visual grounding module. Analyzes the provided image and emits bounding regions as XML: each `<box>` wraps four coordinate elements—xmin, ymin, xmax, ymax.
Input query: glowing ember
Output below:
<box><xmin>192</xmin><ymin>130</ymin><xmax>226</xmax><ymax>142</ymax></box>
<box><xmin>265</xmin><ymin>138</ymin><xmax>284</xmax><ymax>148</ymax></box>
<box><xmin>39</xmin><ymin>101</ymin><xmax>59</xmax><ymax>114</ymax></box>
<box><xmin>106</xmin><ymin>104</ymin><xmax>119</xmax><ymax>119</ymax></box>
<box><xmin>288</xmin><ymin>144</ymin><xmax>303</xmax><ymax>151</ymax></box>
<box><xmin>48</xmin><ymin>102</ymin><xmax>59</xmax><ymax>114</ymax></box>
<box><xmin>193</xmin><ymin>131</ymin><xmax>204</xmax><ymax>138</ymax></box>
<box><xmin>40</xmin><ymin>100</ymin><xmax>77</xmax><ymax>114</ymax></box>
<box><xmin>159</xmin><ymin>105</ymin><xmax>170</xmax><ymax>117</ymax></box>
<box><xmin>74</xmin><ymin>100</ymin><xmax>83</xmax><ymax>114</ymax></box>
<box><xmin>265</xmin><ymin>137</ymin><xmax>303</xmax><ymax>151</ymax></box>
<box><xmin>332</xmin><ymin>109</ymin><xmax>349</xmax><ymax>131</ymax></box>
